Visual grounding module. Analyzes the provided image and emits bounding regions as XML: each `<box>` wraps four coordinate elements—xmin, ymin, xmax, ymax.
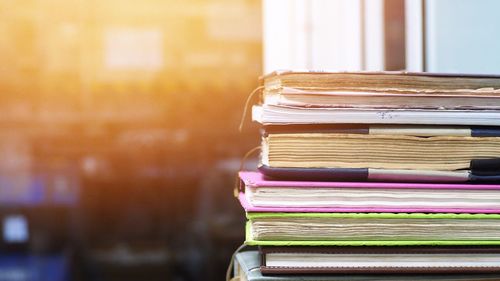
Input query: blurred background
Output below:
<box><xmin>0</xmin><ymin>0</ymin><xmax>260</xmax><ymax>280</ymax></box>
<box><xmin>1</xmin><ymin>0</ymin><xmax>499</xmax><ymax>280</ymax></box>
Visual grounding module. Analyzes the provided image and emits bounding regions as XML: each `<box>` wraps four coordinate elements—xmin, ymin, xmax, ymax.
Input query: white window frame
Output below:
<box><xmin>263</xmin><ymin>0</ymin><xmax>385</xmax><ymax>73</ymax></box>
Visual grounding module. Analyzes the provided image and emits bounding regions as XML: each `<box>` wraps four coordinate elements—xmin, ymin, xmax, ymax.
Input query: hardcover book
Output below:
<box><xmin>259</xmin><ymin>246</ymin><xmax>500</xmax><ymax>275</ymax></box>
<box><xmin>259</xmin><ymin>125</ymin><xmax>500</xmax><ymax>182</ymax></box>
<box><xmin>261</xmin><ymin>71</ymin><xmax>500</xmax><ymax>110</ymax></box>
<box><xmin>245</xmin><ymin>212</ymin><xmax>500</xmax><ymax>246</ymax></box>
<box><xmin>233</xmin><ymin>251</ymin><xmax>500</xmax><ymax>280</ymax></box>
<box><xmin>238</xmin><ymin>171</ymin><xmax>500</xmax><ymax>213</ymax></box>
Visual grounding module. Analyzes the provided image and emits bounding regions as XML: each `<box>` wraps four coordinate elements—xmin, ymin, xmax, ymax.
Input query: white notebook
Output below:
<box><xmin>253</xmin><ymin>104</ymin><xmax>500</xmax><ymax>126</ymax></box>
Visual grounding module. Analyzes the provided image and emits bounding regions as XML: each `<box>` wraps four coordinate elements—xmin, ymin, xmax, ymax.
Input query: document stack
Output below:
<box><xmin>229</xmin><ymin>71</ymin><xmax>500</xmax><ymax>281</ymax></box>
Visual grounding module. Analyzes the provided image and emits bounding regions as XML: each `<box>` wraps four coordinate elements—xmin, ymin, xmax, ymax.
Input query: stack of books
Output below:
<box><xmin>230</xmin><ymin>71</ymin><xmax>500</xmax><ymax>281</ymax></box>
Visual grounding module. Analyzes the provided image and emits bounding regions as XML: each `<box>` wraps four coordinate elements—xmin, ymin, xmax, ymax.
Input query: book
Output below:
<box><xmin>261</xmin><ymin>71</ymin><xmax>500</xmax><ymax>110</ymax></box>
<box><xmin>238</xmin><ymin>171</ymin><xmax>500</xmax><ymax>213</ymax></box>
<box><xmin>262</xmin><ymin>71</ymin><xmax>500</xmax><ymax>91</ymax></box>
<box><xmin>259</xmin><ymin>246</ymin><xmax>500</xmax><ymax>275</ymax></box>
<box><xmin>245</xmin><ymin>212</ymin><xmax>500</xmax><ymax>246</ymax></box>
<box><xmin>258</xmin><ymin>125</ymin><xmax>500</xmax><ymax>182</ymax></box>
<box><xmin>263</xmin><ymin>87</ymin><xmax>500</xmax><ymax>110</ymax></box>
<box><xmin>262</xmin><ymin>128</ymin><xmax>500</xmax><ymax>170</ymax></box>
<box><xmin>253</xmin><ymin>104</ymin><xmax>500</xmax><ymax>126</ymax></box>
<box><xmin>233</xmin><ymin>250</ymin><xmax>500</xmax><ymax>280</ymax></box>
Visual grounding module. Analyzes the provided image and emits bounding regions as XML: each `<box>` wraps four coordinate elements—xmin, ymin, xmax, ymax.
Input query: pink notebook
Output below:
<box><xmin>239</xmin><ymin>171</ymin><xmax>500</xmax><ymax>213</ymax></box>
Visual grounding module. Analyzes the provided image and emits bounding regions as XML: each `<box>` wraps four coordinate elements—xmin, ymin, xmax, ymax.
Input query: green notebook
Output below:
<box><xmin>245</xmin><ymin>212</ymin><xmax>500</xmax><ymax>246</ymax></box>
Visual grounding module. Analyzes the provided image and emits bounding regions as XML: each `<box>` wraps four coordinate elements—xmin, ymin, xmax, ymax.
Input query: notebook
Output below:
<box><xmin>259</xmin><ymin>246</ymin><xmax>500</xmax><ymax>275</ymax></box>
<box><xmin>238</xmin><ymin>171</ymin><xmax>500</xmax><ymax>213</ymax></box>
<box><xmin>233</xmin><ymin>251</ymin><xmax>500</xmax><ymax>280</ymax></box>
<box><xmin>263</xmin><ymin>87</ymin><xmax>500</xmax><ymax>110</ymax></box>
<box><xmin>259</xmin><ymin>125</ymin><xmax>500</xmax><ymax>182</ymax></box>
<box><xmin>245</xmin><ymin>212</ymin><xmax>500</xmax><ymax>246</ymax></box>
<box><xmin>253</xmin><ymin>105</ymin><xmax>500</xmax><ymax>126</ymax></box>
<box><xmin>261</xmin><ymin>71</ymin><xmax>500</xmax><ymax>110</ymax></box>
<box><xmin>262</xmin><ymin>71</ymin><xmax>500</xmax><ymax>90</ymax></box>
